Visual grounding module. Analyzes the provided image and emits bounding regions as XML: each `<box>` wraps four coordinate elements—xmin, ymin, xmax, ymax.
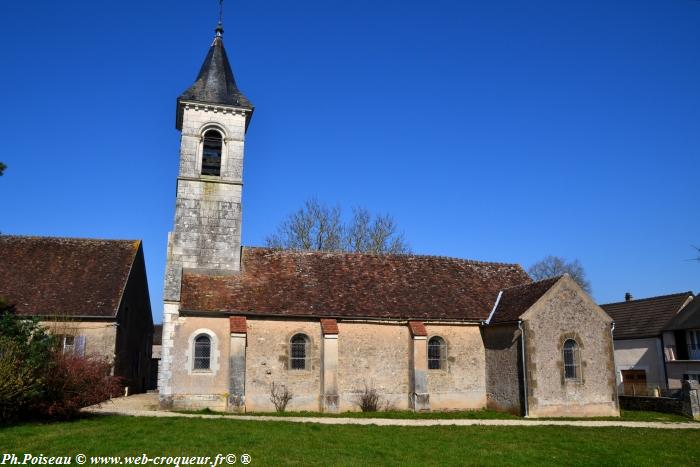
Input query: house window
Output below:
<box><xmin>687</xmin><ymin>330</ymin><xmax>700</xmax><ymax>360</ymax></box>
<box><xmin>59</xmin><ymin>335</ymin><xmax>75</xmax><ymax>354</ymax></box>
<box><xmin>683</xmin><ymin>373</ymin><xmax>700</xmax><ymax>383</ymax></box>
<box><xmin>193</xmin><ymin>335</ymin><xmax>211</xmax><ymax>370</ymax></box>
<box><xmin>201</xmin><ymin>129</ymin><xmax>223</xmax><ymax>176</ymax></box>
<box><xmin>428</xmin><ymin>336</ymin><xmax>447</xmax><ymax>370</ymax></box>
<box><xmin>563</xmin><ymin>339</ymin><xmax>580</xmax><ymax>381</ymax></box>
<box><xmin>290</xmin><ymin>334</ymin><xmax>309</xmax><ymax>370</ymax></box>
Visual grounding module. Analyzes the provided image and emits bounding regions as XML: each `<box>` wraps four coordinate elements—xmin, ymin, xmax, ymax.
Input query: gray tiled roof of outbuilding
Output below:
<box><xmin>601</xmin><ymin>292</ymin><xmax>694</xmax><ymax>340</ymax></box>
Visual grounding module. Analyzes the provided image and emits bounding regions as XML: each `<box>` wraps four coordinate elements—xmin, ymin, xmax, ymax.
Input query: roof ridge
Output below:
<box><xmin>500</xmin><ymin>275</ymin><xmax>561</xmax><ymax>292</ymax></box>
<box><xmin>0</xmin><ymin>234</ymin><xmax>139</xmax><ymax>243</ymax></box>
<box><xmin>601</xmin><ymin>291</ymin><xmax>694</xmax><ymax>307</ymax></box>
<box><xmin>242</xmin><ymin>245</ymin><xmax>524</xmax><ymax>268</ymax></box>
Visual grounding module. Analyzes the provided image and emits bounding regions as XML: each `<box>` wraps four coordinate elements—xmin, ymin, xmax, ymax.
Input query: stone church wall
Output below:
<box><xmin>425</xmin><ymin>324</ymin><xmax>487</xmax><ymax>410</ymax></box>
<box><xmin>245</xmin><ymin>318</ymin><xmax>322</xmax><ymax>412</ymax></box>
<box><xmin>521</xmin><ymin>277</ymin><xmax>619</xmax><ymax>417</ymax></box>
<box><xmin>337</xmin><ymin>322</ymin><xmax>412</xmax><ymax>411</ymax></box>
<box><xmin>168</xmin><ymin>316</ymin><xmax>230</xmax><ymax>410</ymax></box>
<box><xmin>482</xmin><ymin>323</ymin><xmax>523</xmax><ymax>414</ymax></box>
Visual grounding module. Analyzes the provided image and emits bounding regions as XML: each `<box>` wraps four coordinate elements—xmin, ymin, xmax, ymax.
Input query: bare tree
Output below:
<box><xmin>269</xmin><ymin>382</ymin><xmax>293</xmax><ymax>412</ymax></box>
<box><xmin>266</xmin><ymin>199</ymin><xmax>343</xmax><ymax>251</ymax></box>
<box><xmin>266</xmin><ymin>199</ymin><xmax>410</xmax><ymax>254</ymax></box>
<box><xmin>345</xmin><ymin>207</ymin><xmax>409</xmax><ymax>254</ymax></box>
<box><xmin>352</xmin><ymin>381</ymin><xmax>382</xmax><ymax>412</ymax></box>
<box><xmin>528</xmin><ymin>255</ymin><xmax>592</xmax><ymax>294</ymax></box>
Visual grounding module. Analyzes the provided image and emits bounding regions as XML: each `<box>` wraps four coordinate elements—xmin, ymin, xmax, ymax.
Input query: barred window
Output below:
<box><xmin>290</xmin><ymin>334</ymin><xmax>309</xmax><ymax>370</ymax></box>
<box><xmin>428</xmin><ymin>336</ymin><xmax>447</xmax><ymax>370</ymax></box>
<box><xmin>201</xmin><ymin>130</ymin><xmax>222</xmax><ymax>176</ymax></box>
<box><xmin>563</xmin><ymin>339</ymin><xmax>580</xmax><ymax>381</ymax></box>
<box><xmin>193</xmin><ymin>335</ymin><xmax>211</xmax><ymax>370</ymax></box>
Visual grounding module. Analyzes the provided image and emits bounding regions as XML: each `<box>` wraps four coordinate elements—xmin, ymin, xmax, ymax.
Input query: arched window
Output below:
<box><xmin>201</xmin><ymin>129</ymin><xmax>222</xmax><ymax>176</ymax></box>
<box><xmin>428</xmin><ymin>336</ymin><xmax>447</xmax><ymax>370</ymax></box>
<box><xmin>563</xmin><ymin>339</ymin><xmax>580</xmax><ymax>381</ymax></box>
<box><xmin>290</xmin><ymin>334</ymin><xmax>309</xmax><ymax>370</ymax></box>
<box><xmin>193</xmin><ymin>334</ymin><xmax>212</xmax><ymax>370</ymax></box>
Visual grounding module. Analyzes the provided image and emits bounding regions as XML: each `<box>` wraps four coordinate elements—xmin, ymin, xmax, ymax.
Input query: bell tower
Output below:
<box><xmin>159</xmin><ymin>19</ymin><xmax>253</xmax><ymax>406</ymax></box>
<box><xmin>164</xmin><ymin>22</ymin><xmax>253</xmax><ymax>301</ymax></box>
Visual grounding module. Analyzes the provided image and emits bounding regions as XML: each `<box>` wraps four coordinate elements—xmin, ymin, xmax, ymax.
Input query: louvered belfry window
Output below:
<box><xmin>290</xmin><ymin>334</ymin><xmax>309</xmax><ymax>370</ymax></box>
<box><xmin>563</xmin><ymin>339</ymin><xmax>580</xmax><ymax>380</ymax></box>
<box><xmin>194</xmin><ymin>335</ymin><xmax>211</xmax><ymax>370</ymax></box>
<box><xmin>428</xmin><ymin>336</ymin><xmax>447</xmax><ymax>370</ymax></box>
<box><xmin>201</xmin><ymin>130</ymin><xmax>222</xmax><ymax>176</ymax></box>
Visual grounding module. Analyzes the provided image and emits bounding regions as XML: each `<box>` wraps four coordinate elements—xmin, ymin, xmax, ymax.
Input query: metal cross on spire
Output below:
<box><xmin>216</xmin><ymin>0</ymin><xmax>225</xmax><ymax>37</ymax></box>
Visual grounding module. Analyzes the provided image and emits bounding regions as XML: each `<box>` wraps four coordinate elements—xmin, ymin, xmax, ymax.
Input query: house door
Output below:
<box><xmin>621</xmin><ymin>370</ymin><xmax>647</xmax><ymax>395</ymax></box>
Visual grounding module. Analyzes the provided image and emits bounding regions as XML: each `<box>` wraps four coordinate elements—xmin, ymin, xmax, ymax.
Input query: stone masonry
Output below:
<box><xmin>159</xmin><ymin>104</ymin><xmax>251</xmax><ymax>407</ymax></box>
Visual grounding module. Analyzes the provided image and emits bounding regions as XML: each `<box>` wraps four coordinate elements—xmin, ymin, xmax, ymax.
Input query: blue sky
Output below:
<box><xmin>1</xmin><ymin>0</ymin><xmax>699</xmax><ymax>322</ymax></box>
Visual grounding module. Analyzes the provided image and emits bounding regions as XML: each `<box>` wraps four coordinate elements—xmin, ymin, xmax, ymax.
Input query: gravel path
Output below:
<box><xmin>83</xmin><ymin>395</ymin><xmax>700</xmax><ymax>430</ymax></box>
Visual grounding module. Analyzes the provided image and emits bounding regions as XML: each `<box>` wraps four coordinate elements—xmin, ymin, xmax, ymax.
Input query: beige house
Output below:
<box><xmin>0</xmin><ymin>236</ymin><xmax>154</xmax><ymax>394</ymax></box>
<box><xmin>602</xmin><ymin>292</ymin><xmax>695</xmax><ymax>394</ymax></box>
<box><xmin>157</xmin><ymin>22</ymin><xmax>619</xmax><ymax>417</ymax></box>
<box><xmin>661</xmin><ymin>295</ymin><xmax>700</xmax><ymax>389</ymax></box>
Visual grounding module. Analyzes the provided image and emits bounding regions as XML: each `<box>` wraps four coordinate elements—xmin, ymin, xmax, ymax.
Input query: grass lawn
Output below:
<box><xmin>178</xmin><ymin>408</ymin><xmax>692</xmax><ymax>423</ymax></box>
<box><xmin>1</xmin><ymin>415</ymin><xmax>699</xmax><ymax>466</ymax></box>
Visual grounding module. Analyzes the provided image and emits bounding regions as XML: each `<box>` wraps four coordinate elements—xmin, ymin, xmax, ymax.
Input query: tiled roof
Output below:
<box><xmin>177</xmin><ymin>31</ymin><xmax>253</xmax><ymax>129</ymax></box>
<box><xmin>408</xmin><ymin>321</ymin><xmax>428</xmax><ymax>337</ymax></box>
<box><xmin>0</xmin><ymin>235</ymin><xmax>140</xmax><ymax>318</ymax></box>
<box><xmin>180</xmin><ymin>247</ymin><xmax>531</xmax><ymax>321</ymax></box>
<box><xmin>488</xmin><ymin>276</ymin><xmax>562</xmax><ymax>324</ymax></box>
<box><xmin>320</xmin><ymin>318</ymin><xmax>339</xmax><ymax>335</ymax></box>
<box><xmin>662</xmin><ymin>295</ymin><xmax>700</xmax><ymax>331</ymax></box>
<box><xmin>601</xmin><ymin>292</ymin><xmax>694</xmax><ymax>340</ymax></box>
<box><xmin>229</xmin><ymin>316</ymin><xmax>247</xmax><ymax>334</ymax></box>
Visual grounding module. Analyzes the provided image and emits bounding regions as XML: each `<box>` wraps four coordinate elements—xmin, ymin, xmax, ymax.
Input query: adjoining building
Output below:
<box><xmin>602</xmin><ymin>292</ymin><xmax>695</xmax><ymax>395</ymax></box>
<box><xmin>0</xmin><ymin>236</ymin><xmax>154</xmax><ymax>394</ymax></box>
<box><xmin>157</xmin><ymin>21</ymin><xmax>619</xmax><ymax>417</ymax></box>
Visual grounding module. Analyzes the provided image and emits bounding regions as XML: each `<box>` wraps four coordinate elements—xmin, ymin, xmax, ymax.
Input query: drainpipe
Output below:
<box><xmin>611</xmin><ymin>322</ymin><xmax>621</xmax><ymax>402</ymax></box>
<box><xmin>518</xmin><ymin>320</ymin><xmax>529</xmax><ymax>418</ymax></box>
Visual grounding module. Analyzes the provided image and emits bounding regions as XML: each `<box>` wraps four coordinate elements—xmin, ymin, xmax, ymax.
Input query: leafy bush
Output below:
<box><xmin>31</xmin><ymin>351</ymin><xmax>123</xmax><ymax>420</ymax></box>
<box><xmin>0</xmin><ymin>338</ymin><xmax>41</xmax><ymax>422</ymax></box>
<box><xmin>0</xmin><ymin>299</ymin><xmax>122</xmax><ymax>422</ymax></box>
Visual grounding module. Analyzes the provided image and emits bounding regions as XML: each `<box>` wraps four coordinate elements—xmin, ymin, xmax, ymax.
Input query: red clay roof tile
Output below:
<box><xmin>408</xmin><ymin>320</ymin><xmax>427</xmax><ymax>336</ymax></box>
<box><xmin>180</xmin><ymin>247</ymin><xmax>531</xmax><ymax>321</ymax></box>
<box><xmin>229</xmin><ymin>315</ymin><xmax>247</xmax><ymax>334</ymax></box>
<box><xmin>489</xmin><ymin>276</ymin><xmax>562</xmax><ymax>323</ymax></box>
<box><xmin>0</xmin><ymin>235</ymin><xmax>140</xmax><ymax>318</ymax></box>
<box><xmin>320</xmin><ymin>318</ymin><xmax>339</xmax><ymax>335</ymax></box>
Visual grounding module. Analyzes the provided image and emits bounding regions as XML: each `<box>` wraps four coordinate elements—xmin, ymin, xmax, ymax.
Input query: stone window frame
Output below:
<box><xmin>559</xmin><ymin>333</ymin><xmax>584</xmax><ymax>385</ymax></box>
<box><xmin>427</xmin><ymin>335</ymin><xmax>448</xmax><ymax>371</ymax></box>
<box><xmin>187</xmin><ymin>329</ymin><xmax>220</xmax><ymax>375</ymax></box>
<box><xmin>196</xmin><ymin>123</ymin><xmax>228</xmax><ymax>179</ymax></box>
<box><xmin>288</xmin><ymin>332</ymin><xmax>312</xmax><ymax>372</ymax></box>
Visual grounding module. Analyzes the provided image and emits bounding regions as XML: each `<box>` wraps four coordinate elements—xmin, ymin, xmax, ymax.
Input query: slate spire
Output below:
<box><xmin>176</xmin><ymin>22</ymin><xmax>253</xmax><ymax>128</ymax></box>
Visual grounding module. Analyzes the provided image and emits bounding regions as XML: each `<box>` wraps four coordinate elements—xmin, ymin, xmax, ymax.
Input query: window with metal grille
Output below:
<box><xmin>428</xmin><ymin>336</ymin><xmax>447</xmax><ymax>370</ymax></box>
<box><xmin>201</xmin><ymin>130</ymin><xmax>222</xmax><ymax>176</ymax></box>
<box><xmin>563</xmin><ymin>339</ymin><xmax>580</xmax><ymax>381</ymax></box>
<box><xmin>193</xmin><ymin>335</ymin><xmax>211</xmax><ymax>370</ymax></box>
<box><xmin>290</xmin><ymin>334</ymin><xmax>309</xmax><ymax>370</ymax></box>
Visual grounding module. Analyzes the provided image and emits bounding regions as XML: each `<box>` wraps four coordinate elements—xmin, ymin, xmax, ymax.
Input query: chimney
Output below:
<box><xmin>625</xmin><ymin>292</ymin><xmax>633</xmax><ymax>302</ymax></box>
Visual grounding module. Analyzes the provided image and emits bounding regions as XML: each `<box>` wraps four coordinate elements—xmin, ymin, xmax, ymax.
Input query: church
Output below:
<box><xmin>158</xmin><ymin>21</ymin><xmax>619</xmax><ymax>418</ymax></box>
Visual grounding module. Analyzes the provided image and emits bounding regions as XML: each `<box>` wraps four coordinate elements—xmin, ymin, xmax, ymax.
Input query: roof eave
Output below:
<box><xmin>175</xmin><ymin>97</ymin><xmax>254</xmax><ymax>131</ymax></box>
